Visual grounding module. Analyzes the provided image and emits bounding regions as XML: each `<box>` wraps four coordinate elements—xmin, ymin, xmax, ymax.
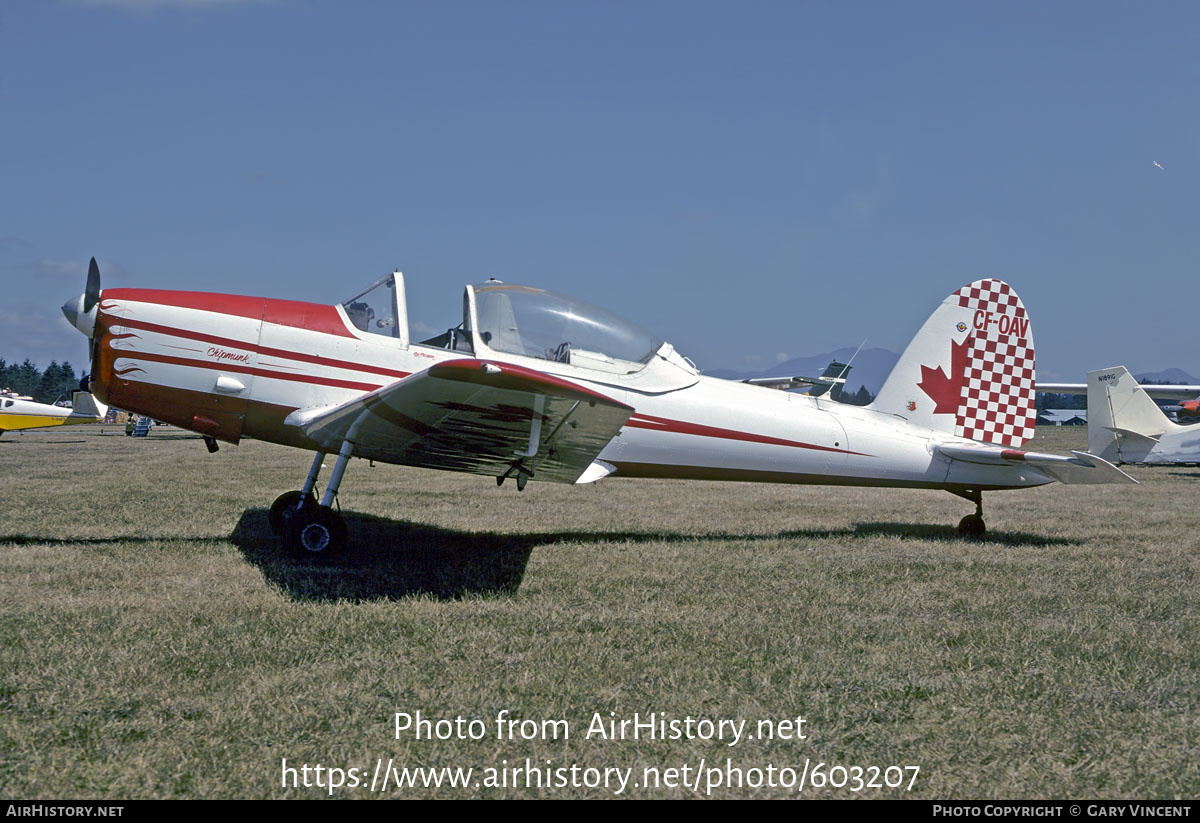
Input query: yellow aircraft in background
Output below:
<box><xmin>0</xmin><ymin>391</ymin><xmax>107</xmax><ymax>436</ymax></box>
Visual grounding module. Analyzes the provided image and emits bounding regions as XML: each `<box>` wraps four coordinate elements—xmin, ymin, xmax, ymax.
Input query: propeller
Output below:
<box><xmin>61</xmin><ymin>257</ymin><xmax>103</xmax><ymax>388</ymax></box>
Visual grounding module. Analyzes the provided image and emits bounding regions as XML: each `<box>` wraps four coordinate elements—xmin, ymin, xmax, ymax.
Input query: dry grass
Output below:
<box><xmin>0</xmin><ymin>424</ymin><xmax>1196</xmax><ymax>798</ymax></box>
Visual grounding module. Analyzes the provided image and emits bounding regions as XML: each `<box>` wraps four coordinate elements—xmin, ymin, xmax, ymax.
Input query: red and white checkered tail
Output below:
<box><xmin>870</xmin><ymin>279</ymin><xmax>1037</xmax><ymax>448</ymax></box>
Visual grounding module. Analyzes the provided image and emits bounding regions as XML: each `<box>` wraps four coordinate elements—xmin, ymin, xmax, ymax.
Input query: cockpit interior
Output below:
<box><xmin>344</xmin><ymin>276</ymin><xmax>673</xmax><ymax>379</ymax></box>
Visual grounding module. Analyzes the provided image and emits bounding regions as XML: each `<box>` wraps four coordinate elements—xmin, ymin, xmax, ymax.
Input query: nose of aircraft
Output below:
<box><xmin>62</xmin><ymin>258</ymin><xmax>103</xmax><ymax>337</ymax></box>
<box><xmin>61</xmin><ymin>292</ymin><xmax>97</xmax><ymax>337</ymax></box>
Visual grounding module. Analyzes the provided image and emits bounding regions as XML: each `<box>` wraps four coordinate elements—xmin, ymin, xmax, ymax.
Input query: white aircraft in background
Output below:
<box><xmin>0</xmin><ymin>390</ymin><xmax>106</xmax><ymax>436</ymax></box>
<box><xmin>1085</xmin><ymin>366</ymin><xmax>1200</xmax><ymax>464</ymax></box>
<box><xmin>1039</xmin><ymin>377</ymin><xmax>1200</xmax><ymax>423</ymax></box>
<box><xmin>61</xmin><ymin>259</ymin><xmax>1133</xmax><ymax>555</ymax></box>
<box><xmin>1039</xmin><ymin>380</ymin><xmax>1200</xmax><ymax>402</ymax></box>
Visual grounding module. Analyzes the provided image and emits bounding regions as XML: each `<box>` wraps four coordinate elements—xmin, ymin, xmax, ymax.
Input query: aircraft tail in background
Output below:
<box><xmin>70</xmin><ymin>390</ymin><xmax>107</xmax><ymax>420</ymax></box>
<box><xmin>1085</xmin><ymin>366</ymin><xmax>1199</xmax><ymax>464</ymax></box>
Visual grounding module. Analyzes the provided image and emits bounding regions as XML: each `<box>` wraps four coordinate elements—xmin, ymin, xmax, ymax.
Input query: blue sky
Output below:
<box><xmin>4</xmin><ymin>0</ymin><xmax>1197</xmax><ymax>380</ymax></box>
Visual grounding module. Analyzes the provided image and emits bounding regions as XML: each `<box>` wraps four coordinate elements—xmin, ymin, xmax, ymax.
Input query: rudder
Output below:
<box><xmin>870</xmin><ymin>279</ymin><xmax>1036</xmax><ymax>448</ymax></box>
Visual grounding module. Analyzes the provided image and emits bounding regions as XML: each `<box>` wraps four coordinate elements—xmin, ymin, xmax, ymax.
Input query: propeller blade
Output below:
<box><xmin>83</xmin><ymin>257</ymin><xmax>101</xmax><ymax>312</ymax></box>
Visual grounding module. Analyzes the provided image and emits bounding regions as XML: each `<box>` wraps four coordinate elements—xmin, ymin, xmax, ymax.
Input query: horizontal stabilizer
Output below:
<box><xmin>935</xmin><ymin>442</ymin><xmax>1137</xmax><ymax>485</ymax></box>
<box><xmin>1107</xmin><ymin>427</ymin><xmax>1161</xmax><ymax>446</ymax></box>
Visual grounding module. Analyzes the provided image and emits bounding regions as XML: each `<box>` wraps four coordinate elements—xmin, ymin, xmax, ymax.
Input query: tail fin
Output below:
<box><xmin>870</xmin><ymin>278</ymin><xmax>1036</xmax><ymax>448</ymax></box>
<box><xmin>809</xmin><ymin>360</ymin><xmax>851</xmax><ymax>398</ymax></box>
<box><xmin>69</xmin><ymin>390</ymin><xmax>107</xmax><ymax>420</ymax></box>
<box><xmin>1086</xmin><ymin>366</ymin><xmax>1175</xmax><ymax>463</ymax></box>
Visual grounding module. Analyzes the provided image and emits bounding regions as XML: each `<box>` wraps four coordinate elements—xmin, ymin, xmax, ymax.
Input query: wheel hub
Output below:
<box><xmin>300</xmin><ymin>523</ymin><xmax>331</xmax><ymax>552</ymax></box>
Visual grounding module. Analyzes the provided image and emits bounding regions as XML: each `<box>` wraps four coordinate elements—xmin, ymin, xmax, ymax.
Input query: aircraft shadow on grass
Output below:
<box><xmin>230</xmin><ymin>510</ymin><xmax>536</xmax><ymax>602</ymax></box>
<box><xmin>227</xmin><ymin>510</ymin><xmax>1080</xmax><ymax>603</ymax></box>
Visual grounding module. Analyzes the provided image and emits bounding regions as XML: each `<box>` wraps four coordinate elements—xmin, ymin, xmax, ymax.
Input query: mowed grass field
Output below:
<box><xmin>0</xmin><ymin>423</ymin><xmax>1196</xmax><ymax>799</ymax></box>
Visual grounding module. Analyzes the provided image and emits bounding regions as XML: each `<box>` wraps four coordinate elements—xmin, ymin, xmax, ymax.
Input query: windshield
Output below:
<box><xmin>472</xmin><ymin>283</ymin><xmax>662</xmax><ymax>374</ymax></box>
<box><xmin>342</xmin><ymin>274</ymin><xmax>399</xmax><ymax>338</ymax></box>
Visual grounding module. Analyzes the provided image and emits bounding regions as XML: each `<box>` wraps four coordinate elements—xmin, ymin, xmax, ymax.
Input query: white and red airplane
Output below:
<box><xmin>60</xmin><ymin>259</ymin><xmax>1132</xmax><ymax>555</ymax></box>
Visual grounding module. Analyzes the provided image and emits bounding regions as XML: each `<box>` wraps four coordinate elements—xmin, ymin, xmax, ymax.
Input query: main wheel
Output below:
<box><xmin>285</xmin><ymin>506</ymin><xmax>347</xmax><ymax>559</ymax></box>
<box><xmin>957</xmin><ymin>514</ymin><xmax>986</xmax><ymax>538</ymax></box>
<box><xmin>268</xmin><ymin>490</ymin><xmax>317</xmax><ymax>534</ymax></box>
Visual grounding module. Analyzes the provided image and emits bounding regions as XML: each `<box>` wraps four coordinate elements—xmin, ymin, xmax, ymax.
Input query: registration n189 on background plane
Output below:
<box><xmin>61</xmin><ymin>259</ymin><xmax>1133</xmax><ymax>555</ymax></box>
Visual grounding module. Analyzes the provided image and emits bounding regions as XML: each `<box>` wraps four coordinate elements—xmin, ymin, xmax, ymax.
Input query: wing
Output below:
<box><xmin>1038</xmin><ymin>381</ymin><xmax>1200</xmax><ymax>400</ymax></box>
<box><xmin>934</xmin><ymin>442</ymin><xmax>1137</xmax><ymax>485</ymax></box>
<box><xmin>284</xmin><ymin>358</ymin><xmax>634</xmax><ymax>484</ymax></box>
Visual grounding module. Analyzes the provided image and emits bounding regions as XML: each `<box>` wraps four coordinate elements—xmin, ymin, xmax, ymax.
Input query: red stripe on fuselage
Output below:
<box><xmin>103</xmin><ymin>289</ymin><xmax>357</xmax><ymax>338</ymax></box>
<box><xmin>112</xmin><ymin>349</ymin><xmax>385</xmax><ymax>392</ymax></box>
<box><xmin>626</xmin><ymin>412</ymin><xmax>870</xmax><ymax>456</ymax></box>
<box><xmin>110</xmin><ymin>316</ymin><xmax>412</xmax><ymax>381</ymax></box>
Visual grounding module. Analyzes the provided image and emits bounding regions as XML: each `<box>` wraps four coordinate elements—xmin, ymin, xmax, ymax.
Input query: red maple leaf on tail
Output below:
<box><xmin>917</xmin><ymin>336</ymin><xmax>970</xmax><ymax>414</ymax></box>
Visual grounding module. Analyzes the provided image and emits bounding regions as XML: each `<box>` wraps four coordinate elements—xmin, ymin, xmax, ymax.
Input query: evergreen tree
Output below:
<box><xmin>14</xmin><ymin>360</ymin><xmax>39</xmax><ymax>397</ymax></box>
<box><xmin>0</xmin><ymin>359</ymin><xmax>79</xmax><ymax>402</ymax></box>
<box><xmin>36</xmin><ymin>361</ymin><xmax>63</xmax><ymax>403</ymax></box>
<box><xmin>830</xmin><ymin>383</ymin><xmax>873</xmax><ymax>406</ymax></box>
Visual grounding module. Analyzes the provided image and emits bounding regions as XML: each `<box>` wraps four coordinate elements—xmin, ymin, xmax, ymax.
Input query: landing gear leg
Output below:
<box><xmin>954</xmin><ymin>489</ymin><xmax>986</xmax><ymax>538</ymax></box>
<box><xmin>268</xmin><ymin>451</ymin><xmax>323</xmax><ymax>534</ymax></box>
<box><xmin>284</xmin><ymin>442</ymin><xmax>352</xmax><ymax>559</ymax></box>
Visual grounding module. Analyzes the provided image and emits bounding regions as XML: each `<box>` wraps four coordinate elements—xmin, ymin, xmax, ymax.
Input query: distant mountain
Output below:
<box><xmin>705</xmin><ymin>347</ymin><xmax>900</xmax><ymax>396</ymax></box>
<box><xmin>1134</xmin><ymin>368</ymin><xmax>1199</xmax><ymax>385</ymax></box>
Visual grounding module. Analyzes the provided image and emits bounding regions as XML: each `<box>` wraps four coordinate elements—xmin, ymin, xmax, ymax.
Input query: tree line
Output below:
<box><xmin>831</xmin><ymin>384</ymin><xmax>874</xmax><ymax>406</ymax></box>
<box><xmin>0</xmin><ymin>359</ymin><xmax>83</xmax><ymax>405</ymax></box>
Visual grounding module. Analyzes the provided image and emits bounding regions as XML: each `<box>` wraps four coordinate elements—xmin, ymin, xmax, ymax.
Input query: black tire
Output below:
<box><xmin>957</xmin><ymin>514</ymin><xmax>986</xmax><ymax>539</ymax></box>
<box><xmin>268</xmin><ymin>490</ymin><xmax>317</xmax><ymax>534</ymax></box>
<box><xmin>285</xmin><ymin>506</ymin><xmax>347</xmax><ymax>559</ymax></box>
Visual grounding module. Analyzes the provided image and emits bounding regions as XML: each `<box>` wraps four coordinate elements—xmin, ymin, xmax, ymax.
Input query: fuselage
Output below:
<box><xmin>0</xmin><ymin>394</ymin><xmax>96</xmax><ymax>433</ymax></box>
<box><xmin>83</xmin><ymin>287</ymin><xmax>1055</xmax><ymax>493</ymax></box>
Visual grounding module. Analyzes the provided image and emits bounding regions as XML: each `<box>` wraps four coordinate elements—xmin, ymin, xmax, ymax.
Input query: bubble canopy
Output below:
<box><xmin>469</xmin><ymin>283</ymin><xmax>663</xmax><ymax>374</ymax></box>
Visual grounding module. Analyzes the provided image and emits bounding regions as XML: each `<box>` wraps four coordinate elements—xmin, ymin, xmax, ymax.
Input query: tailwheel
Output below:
<box><xmin>951</xmin><ymin>489</ymin><xmax>987</xmax><ymax>539</ymax></box>
<box><xmin>268</xmin><ymin>490</ymin><xmax>318</xmax><ymax>534</ymax></box>
<box><xmin>285</xmin><ymin>506</ymin><xmax>347</xmax><ymax>559</ymax></box>
<box><xmin>957</xmin><ymin>514</ymin><xmax>986</xmax><ymax>538</ymax></box>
